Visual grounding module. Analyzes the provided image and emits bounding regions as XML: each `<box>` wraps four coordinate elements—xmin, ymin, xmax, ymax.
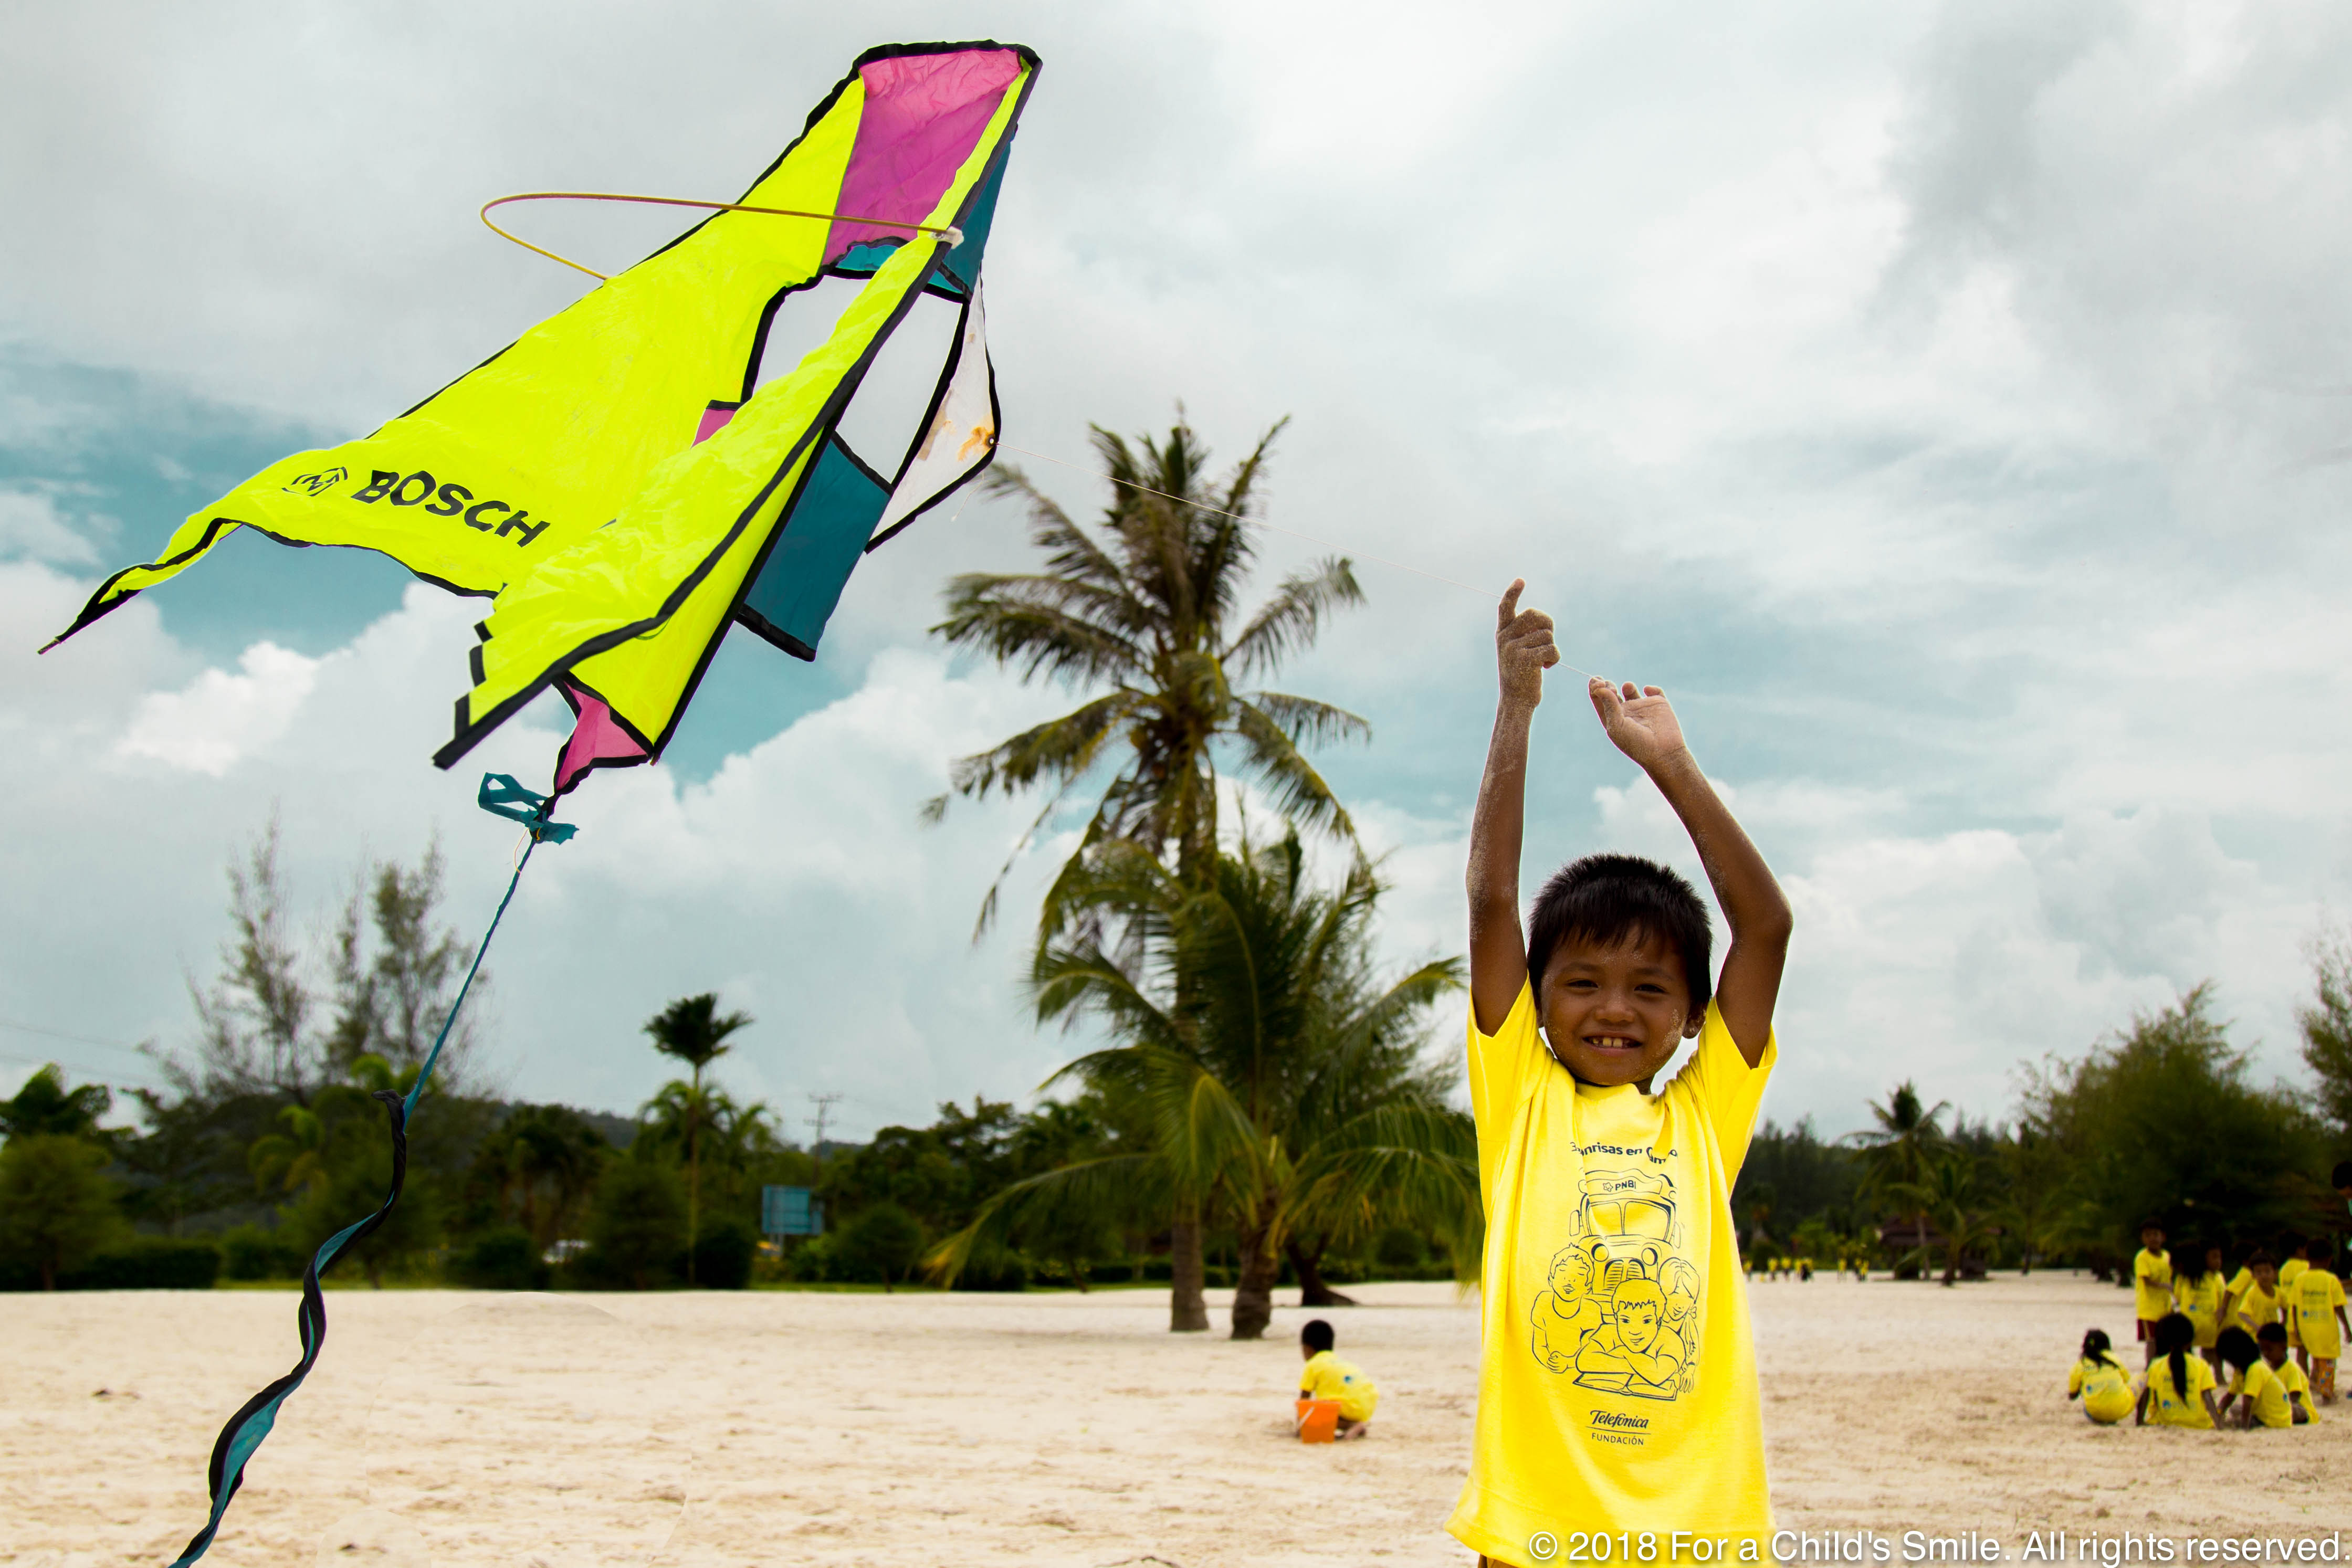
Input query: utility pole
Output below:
<box><xmin>806</xmin><ymin>1092</ymin><xmax>844</xmax><ymax>1180</ymax></box>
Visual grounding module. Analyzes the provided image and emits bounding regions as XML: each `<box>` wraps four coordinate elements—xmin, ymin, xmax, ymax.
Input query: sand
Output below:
<box><xmin>5</xmin><ymin>1272</ymin><xmax>2345</xmax><ymax>1566</ymax></box>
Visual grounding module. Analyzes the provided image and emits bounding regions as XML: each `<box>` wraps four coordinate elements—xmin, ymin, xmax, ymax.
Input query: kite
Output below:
<box><xmin>49</xmin><ymin>38</ymin><xmax>1035</xmax><ymax>803</ymax></box>
<box><xmin>39</xmin><ymin>40</ymin><xmax>1038</xmax><ymax>1565</ymax></box>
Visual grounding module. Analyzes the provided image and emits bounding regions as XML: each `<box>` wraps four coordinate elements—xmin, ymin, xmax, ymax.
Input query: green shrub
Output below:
<box><xmin>453</xmin><ymin>1228</ymin><xmax>549</xmax><ymax>1291</ymax></box>
<box><xmin>834</xmin><ymin>1202</ymin><xmax>925</xmax><ymax>1289</ymax></box>
<box><xmin>588</xmin><ymin>1160</ymin><xmax>686</xmax><ymax>1290</ymax></box>
<box><xmin>1374</xmin><ymin>1226</ymin><xmax>1429</xmax><ymax>1270</ymax></box>
<box><xmin>72</xmin><ymin>1237</ymin><xmax>221</xmax><ymax>1290</ymax></box>
<box><xmin>953</xmin><ymin>1241</ymin><xmax>1027</xmax><ymax>1292</ymax></box>
<box><xmin>689</xmin><ymin>1217</ymin><xmax>755</xmax><ymax>1290</ymax></box>
<box><xmin>0</xmin><ymin>1134</ymin><xmax>122</xmax><ymax>1290</ymax></box>
<box><xmin>220</xmin><ymin>1225</ymin><xmax>307</xmax><ymax>1281</ymax></box>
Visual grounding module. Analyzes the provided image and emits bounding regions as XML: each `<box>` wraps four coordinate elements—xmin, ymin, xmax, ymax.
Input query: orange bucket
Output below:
<box><xmin>1296</xmin><ymin>1398</ymin><xmax>1341</xmax><ymax>1443</ymax></box>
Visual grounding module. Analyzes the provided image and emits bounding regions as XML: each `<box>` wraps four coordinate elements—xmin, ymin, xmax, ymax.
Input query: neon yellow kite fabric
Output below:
<box><xmin>49</xmin><ymin>42</ymin><xmax>1035</xmax><ymax>784</ymax></box>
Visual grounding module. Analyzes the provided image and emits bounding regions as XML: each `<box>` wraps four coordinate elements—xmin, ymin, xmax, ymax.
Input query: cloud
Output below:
<box><xmin>0</xmin><ymin>485</ymin><xmax>100</xmax><ymax>565</ymax></box>
<box><xmin>116</xmin><ymin>641</ymin><xmax>319</xmax><ymax>775</ymax></box>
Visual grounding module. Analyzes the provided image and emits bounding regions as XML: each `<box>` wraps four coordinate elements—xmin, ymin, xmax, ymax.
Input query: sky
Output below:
<box><xmin>5</xmin><ymin>0</ymin><xmax>2351</xmax><ymax>1143</ymax></box>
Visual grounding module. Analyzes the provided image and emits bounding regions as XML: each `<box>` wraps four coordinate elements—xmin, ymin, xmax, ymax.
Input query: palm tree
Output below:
<box><xmin>1845</xmin><ymin>1081</ymin><xmax>1948</xmax><ymax>1276</ymax></box>
<box><xmin>1891</xmin><ymin>1152</ymin><xmax>1999</xmax><ymax>1287</ymax></box>
<box><xmin>929</xmin><ymin>832</ymin><xmax>1477</xmax><ymax>1340</ymax></box>
<box><xmin>643</xmin><ymin>993</ymin><xmax>752</xmax><ymax>1283</ymax></box>
<box><xmin>929</xmin><ymin>415</ymin><xmax>1371</xmax><ymax>1329</ymax></box>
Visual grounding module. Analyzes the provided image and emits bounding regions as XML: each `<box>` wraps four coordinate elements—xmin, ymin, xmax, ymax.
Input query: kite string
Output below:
<box><xmin>991</xmin><ymin>441</ymin><xmax>1598</xmax><ymax>681</ymax></box>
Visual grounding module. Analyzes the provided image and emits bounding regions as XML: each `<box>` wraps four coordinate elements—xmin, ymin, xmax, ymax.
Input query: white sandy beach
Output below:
<box><xmin>6</xmin><ymin>1274</ymin><xmax>2345</xmax><ymax>1566</ymax></box>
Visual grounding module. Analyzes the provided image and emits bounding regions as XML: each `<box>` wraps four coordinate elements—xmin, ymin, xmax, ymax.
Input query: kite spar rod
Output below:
<box><xmin>480</xmin><ymin>191</ymin><xmax>965</xmax><ymax>282</ymax></box>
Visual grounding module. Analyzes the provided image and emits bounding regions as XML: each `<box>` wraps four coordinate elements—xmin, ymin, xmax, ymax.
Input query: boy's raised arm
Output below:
<box><xmin>1468</xmin><ymin>579</ymin><xmax>1558</xmax><ymax>1033</ymax></box>
<box><xmin>1588</xmin><ymin>680</ymin><xmax>1793</xmax><ymax>1065</ymax></box>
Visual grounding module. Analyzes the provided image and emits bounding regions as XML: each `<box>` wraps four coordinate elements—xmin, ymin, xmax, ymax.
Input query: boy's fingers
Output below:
<box><xmin>1541</xmin><ymin>648</ymin><xmax>1560</xmax><ymax>668</ymax></box>
<box><xmin>1643</xmin><ymin>686</ymin><xmax>1663</xmax><ymax>698</ymax></box>
<box><xmin>1622</xmin><ymin>681</ymin><xmax>1639</xmax><ymax>701</ymax></box>
<box><xmin>1497</xmin><ymin>578</ymin><xmax>1525</xmax><ymax>629</ymax></box>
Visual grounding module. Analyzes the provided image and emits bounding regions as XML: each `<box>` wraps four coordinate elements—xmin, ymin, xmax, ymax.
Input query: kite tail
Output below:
<box><xmin>169</xmin><ymin>773</ymin><xmax>570</xmax><ymax>1567</ymax></box>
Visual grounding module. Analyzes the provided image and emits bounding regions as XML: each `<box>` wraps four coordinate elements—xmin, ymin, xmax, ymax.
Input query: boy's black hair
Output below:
<box><xmin>2079</xmin><ymin>1327</ymin><xmax>2118</xmax><ymax>1368</ymax></box>
<box><xmin>1301</xmin><ymin>1319</ymin><xmax>1335</xmax><ymax>1353</ymax></box>
<box><xmin>2138</xmin><ymin>1218</ymin><xmax>2165</xmax><ymax>1235</ymax></box>
<box><xmin>2257</xmin><ymin>1321</ymin><xmax>2288</xmax><ymax>1347</ymax></box>
<box><xmin>2247</xmin><ymin>1248</ymin><xmax>2275</xmax><ymax>1269</ymax></box>
<box><xmin>2311</xmin><ymin>1235</ymin><xmax>2336</xmax><ymax>1261</ymax></box>
<box><xmin>1526</xmin><ymin>854</ymin><xmax>1713</xmax><ymax>1011</ymax></box>
<box><xmin>2178</xmin><ymin>1243</ymin><xmax>2219</xmax><ymax>1285</ymax></box>
<box><xmin>2215</xmin><ymin>1326</ymin><xmax>2258</xmax><ymax>1372</ymax></box>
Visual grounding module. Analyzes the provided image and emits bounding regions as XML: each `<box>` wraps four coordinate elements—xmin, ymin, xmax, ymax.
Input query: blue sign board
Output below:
<box><xmin>761</xmin><ymin>1185</ymin><xmax>823</xmax><ymax>1237</ymax></box>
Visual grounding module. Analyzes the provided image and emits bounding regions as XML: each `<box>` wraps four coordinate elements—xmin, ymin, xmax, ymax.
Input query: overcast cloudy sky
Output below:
<box><xmin>5</xmin><ymin>1</ymin><xmax>2350</xmax><ymax>1141</ymax></box>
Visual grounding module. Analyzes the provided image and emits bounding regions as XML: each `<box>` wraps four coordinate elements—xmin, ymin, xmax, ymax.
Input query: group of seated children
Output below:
<box><xmin>2072</xmin><ymin>1321</ymin><xmax>2317</xmax><ymax>1430</ymax></box>
<box><xmin>2067</xmin><ymin>1220</ymin><xmax>2351</xmax><ymax>1430</ymax></box>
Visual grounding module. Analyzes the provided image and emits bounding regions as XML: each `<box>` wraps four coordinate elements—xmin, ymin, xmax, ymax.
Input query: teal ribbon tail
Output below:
<box><xmin>167</xmin><ymin>775</ymin><xmax>570</xmax><ymax>1566</ymax></box>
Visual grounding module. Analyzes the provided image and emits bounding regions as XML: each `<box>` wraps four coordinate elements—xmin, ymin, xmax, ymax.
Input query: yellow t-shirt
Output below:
<box><xmin>2293</xmin><ymin>1268</ymin><xmax>2346</xmax><ymax>1360</ymax></box>
<box><xmin>1448</xmin><ymin>983</ymin><xmax>1775</xmax><ymax>1560</ymax></box>
<box><xmin>2176</xmin><ymin>1274</ymin><xmax>2225</xmax><ymax>1348</ymax></box>
<box><xmin>2280</xmin><ymin>1259</ymin><xmax>2309</xmax><ymax>1344</ymax></box>
<box><xmin>1300</xmin><ymin>1350</ymin><xmax>1378</xmax><ymax>1422</ymax></box>
<box><xmin>2228</xmin><ymin>1269</ymin><xmax>2282</xmax><ymax>1331</ymax></box>
<box><xmin>2133</xmin><ymin>1248</ymin><xmax>2174</xmax><ymax>1321</ymax></box>
<box><xmin>2068</xmin><ymin>1356</ymin><xmax>2136</xmax><ymax>1424</ymax></box>
<box><xmin>2230</xmin><ymin>1359</ymin><xmax>2312</xmax><ymax>1428</ymax></box>
<box><xmin>2141</xmin><ymin>1352</ymin><xmax>2215</xmax><ymax>1428</ymax></box>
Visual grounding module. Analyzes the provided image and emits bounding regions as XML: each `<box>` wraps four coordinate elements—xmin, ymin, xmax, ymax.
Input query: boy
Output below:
<box><xmin>2290</xmin><ymin>1235</ymin><xmax>2347</xmax><ymax>1403</ymax></box>
<box><xmin>1297</xmin><ymin>1318</ymin><xmax>1378</xmax><ymax>1439</ymax></box>
<box><xmin>2219</xmin><ymin>1323</ymin><xmax>2314</xmax><ymax>1428</ymax></box>
<box><xmin>2277</xmin><ymin>1238</ymin><xmax>2309</xmax><ymax>1365</ymax></box>
<box><xmin>1450</xmin><ymin>582</ymin><xmax>1792</xmax><ymax>1563</ymax></box>
<box><xmin>2132</xmin><ymin>1220</ymin><xmax>2172</xmax><ymax>1367</ymax></box>
<box><xmin>2225</xmin><ymin>1250</ymin><xmax>2282</xmax><ymax>1338</ymax></box>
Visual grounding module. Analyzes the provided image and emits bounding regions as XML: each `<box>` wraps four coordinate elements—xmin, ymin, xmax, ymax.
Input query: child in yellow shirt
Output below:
<box><xmin>2290</xmin><ymin>1236</ymin><xmax>2347</xmax><ymax>1403</ymax></box>
<box><xmin>2225</xmin><ymin>1251</ymin><xmax>2282</xmax><ymax>1337</ymax></box>
<box><xmin>2217</xmin><ymin>1324</ymin><xmax>2314</xmax><ymax>1428</ymax></box>
<box><xmin>2135</xmin><ymin>1313</ymin><xmax>2219</xmax><ymax>1428</ymax></box>
<box><xmin>1297</xmin><ymin>1318</ymin><xmax>1378</xmax><ymax>1438</ymax></box>
<box><xmin>2174</xmin><ymin>1242</ymin><xmax>2227</xmax><ymax>1374</ymax></box>
<box><xmin>2132</xmin><ymin>1222</ymin><xmax>2172</xmax><ymax>1366</ymax></box>
<box><xmin>2278</xmin><ymin>1239</ymin><xmax>2310</xmax><ymax>1361</ymax></box>
<box><xmin>2066</xmin><ymin>1328</ymin><xmax>2136</xmax><ymax>1425</ymax></box>
<box><xmin>1452</xmin><ymin>583</ymin><xmax>1793</xmax><ymax>1562</ymax></box>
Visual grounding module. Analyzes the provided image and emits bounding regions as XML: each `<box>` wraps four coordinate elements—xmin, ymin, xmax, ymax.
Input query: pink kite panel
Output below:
<box><xmin>827</xmin><ymin>48</ymin><xmax>1022</xmax><ymax>264</ymax></box>
<box><xmin>555</xmin><ymin>683</ymin><xmax>648</xmax><ymax>794</ymax></box>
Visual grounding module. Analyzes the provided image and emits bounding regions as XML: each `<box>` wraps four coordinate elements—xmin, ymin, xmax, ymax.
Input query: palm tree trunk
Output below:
<box><xmin>1286</xmin><ymin>1239</ymin><xmax>1356</xmax><ymax>1308</ymax></box>
<box><xmin>1231</xmin><ymin>1215</ymin><xmax>1280</xmax><ymax>1340</ymax></box>
<box><xmin>686</xmin><ymin>1067</ymin><xmax>701</xmax><ymax>1286</ymax></box>
<box><xmin>1169</xmin><ymin>1213</ymin><xmax>1210</xmax><ymax>1332</ymax></box>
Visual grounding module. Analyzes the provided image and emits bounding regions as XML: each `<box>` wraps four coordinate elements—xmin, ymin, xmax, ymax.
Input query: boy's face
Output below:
<box><xmin>1537</xmin><ymin>930</ymin><xmax>1699</xmax><ymax>1090</ymax></box>
<box><xmin>2261</xmin><ymin>1341</ymin><xmax>2287</xmax><ymax>1369</ymax></box>
<box><xmin>2141</xmin><ymin>1227</ymin><xmax>2164</xmax><ymax>1249</ymax></box>
<box><xmin>2255</xmin><ymin>1263</ymin><xmax>2277</xmax><ymax>1288</ymax></box>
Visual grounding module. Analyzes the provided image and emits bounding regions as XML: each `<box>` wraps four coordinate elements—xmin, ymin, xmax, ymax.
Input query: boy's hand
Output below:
<box><xmin>1589</xmin><ymin>679</ymin><xmax>1690</xmax><ymax>771</ymax></box>
<box><xmin>1496</xmin><ymin>578</ymin><xmax>1559</xmax><ymax>709</ymax></box>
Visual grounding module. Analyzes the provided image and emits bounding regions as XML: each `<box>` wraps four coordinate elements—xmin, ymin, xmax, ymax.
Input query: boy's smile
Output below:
<box><xmin>1537</xmin><ymin>930</ymin><xmax>1702</xmax><ymax>1091</ymax></box>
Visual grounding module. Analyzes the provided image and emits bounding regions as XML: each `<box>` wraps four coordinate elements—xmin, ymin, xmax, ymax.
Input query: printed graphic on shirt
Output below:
<box><xmin>1530</xmin><ymin>1164</ymin><xmax>1700</xmax><ymax>1402</ymax></box>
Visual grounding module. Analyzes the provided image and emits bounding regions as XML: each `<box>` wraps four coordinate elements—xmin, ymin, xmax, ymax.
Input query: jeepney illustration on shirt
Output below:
<box><xmin>1530</xmin><ymin>1166</ymin><xmax>1700</xmax><ymax>1400</ymax></box>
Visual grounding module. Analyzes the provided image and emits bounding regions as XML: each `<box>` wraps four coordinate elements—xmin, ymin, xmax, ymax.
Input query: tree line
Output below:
<box><xmin>1737</xmin><ymin>980</ymin><xmax>2352</xmax><ymax>1283</ymax></box>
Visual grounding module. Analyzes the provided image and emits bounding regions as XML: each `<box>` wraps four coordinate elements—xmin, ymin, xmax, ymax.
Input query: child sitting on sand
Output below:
<box><xmin>2067</xmin><ymin>1329</ymin><xmax>2136</xmax><ymax>1425</ymax></box>
<box><xmin>2217</xmin><ymin>1324</ymin><xmax>2314</xmax><ymax>1429</ymax></box>
<box><xmin>1297</xmin><ymin>1319</ymin><xmax>1378</xmax><ymax>1439</ymax></box>
<box><xmin>1449</xmin><ymin>581</ymin><xmax>1793</xmax><ymax>1561</ymax></box>
<box><xmin>2136</xmin><ymin>1313</ymin><xmax>2219</xmax><ymax>1428</ymax></box>
<box><xmin>2289</xmin><ymin>1235</ymin><xmax>2346</xmax><ymax>1403</ymax></box>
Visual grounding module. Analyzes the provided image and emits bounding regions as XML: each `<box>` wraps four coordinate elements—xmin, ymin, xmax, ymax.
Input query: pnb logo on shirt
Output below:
<box><xmin>282</xmin><ymin>467</ymin><xmax>348</xmax><ymax>497</ymax></box>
